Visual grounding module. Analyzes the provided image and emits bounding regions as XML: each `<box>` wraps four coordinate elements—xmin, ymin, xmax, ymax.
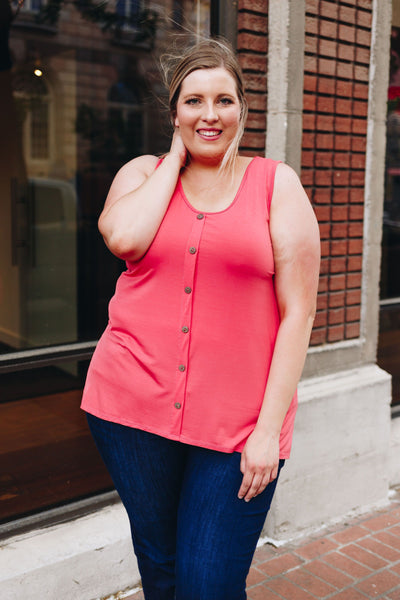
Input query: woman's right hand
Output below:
<box><xmin>169</xmin><ymin>128</ymin><xmax>187</xmax><ymax>168</ymax></box>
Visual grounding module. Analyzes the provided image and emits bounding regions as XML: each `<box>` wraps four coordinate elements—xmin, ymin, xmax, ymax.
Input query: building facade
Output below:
<box><xmin>0</xmin><ymin>0</ymin><xmax>398</xmax><ymax>598</ymax></box>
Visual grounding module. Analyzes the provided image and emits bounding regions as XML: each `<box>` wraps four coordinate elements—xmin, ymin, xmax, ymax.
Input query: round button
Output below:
<box><xmin>182</xmin><ymin>326</ymin><xmax>189</xmax><ymax>333</ymax></box>
<box><xmin>197</xmin><ymin>213</ymin><xmax>205</xmax><ymax>220</ymax></box>
<box><xmin>178</xmin><ymin>364</ymin><xmax>186</xmax><ymax>372</ymax></box>
<box><xmin>174</xmin><ymin>402</ymin><xmax>181</xmax><ymax>410</ymax></box>
<box><xmin>184</xmin><ymin>286</ymin><xmax>192</xmax><ymax>294</ymax></box>
<box><xmin>189</xmin><ymin>247</ymin><xmax>197</xmax><ymax>254</ymax></box>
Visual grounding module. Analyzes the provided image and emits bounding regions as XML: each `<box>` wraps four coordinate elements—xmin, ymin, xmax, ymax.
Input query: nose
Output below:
<box><xmin>202</xmin><ymin>101</ymin><xmax>218</xmax><ymax>123</ymax></box>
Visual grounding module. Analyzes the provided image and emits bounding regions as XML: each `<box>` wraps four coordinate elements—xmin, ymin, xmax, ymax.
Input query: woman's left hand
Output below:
<box><xmin>238</xmin><ymin>428</ymin><xmax>280</xmax><ymax>502</ymax></box>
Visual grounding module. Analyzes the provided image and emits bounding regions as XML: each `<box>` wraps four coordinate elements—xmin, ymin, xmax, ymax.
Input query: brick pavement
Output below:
<box><xmin>120</xmin><ymin>488</ymin><xmax>400</xmax><ymax>600</ymax></box>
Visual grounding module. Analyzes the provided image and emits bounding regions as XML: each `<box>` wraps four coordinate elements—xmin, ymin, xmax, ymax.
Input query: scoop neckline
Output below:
<box><xmin>178</xmin><ymin>157</ymin><xmax>257</xmax><ymax>215</ymax></box>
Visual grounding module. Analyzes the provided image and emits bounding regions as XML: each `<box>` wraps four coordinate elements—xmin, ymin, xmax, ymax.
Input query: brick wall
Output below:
<box><xmin>237</xmin><ymin>0</ymin><xmax>268</xmax><ymax>155</ymax></box>
<box><xmin>301</xmin><ymin>0</ymin><xmax>372</xmax><ymax>345</ymax></box>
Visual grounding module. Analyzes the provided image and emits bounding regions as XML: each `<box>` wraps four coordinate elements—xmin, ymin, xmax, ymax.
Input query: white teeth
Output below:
<box><xmin>198</xmin><ymin>130</ymin><xmax>220</xmax><ymax>137</ymax></box>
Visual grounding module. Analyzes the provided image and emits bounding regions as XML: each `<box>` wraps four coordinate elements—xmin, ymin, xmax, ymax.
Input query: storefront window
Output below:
<box><xmin>0</xmin><ymin>0</ymin><xmax>211</xmax><ymax>525</ymax></box>
<box><xmin>378</xmin><ymin>2</ymin><xmax>400</xmax><ymax>408</ymax></box>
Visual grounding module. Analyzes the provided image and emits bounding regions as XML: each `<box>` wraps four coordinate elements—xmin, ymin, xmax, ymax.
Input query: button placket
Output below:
<box><xmin>174</xmin><ymin>214</ymin><xmax>206</xmax><ymax>422</ymax></box>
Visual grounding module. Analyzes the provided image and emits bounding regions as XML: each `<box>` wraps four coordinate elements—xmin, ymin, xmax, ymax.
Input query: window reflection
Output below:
<box><xmin>0</xmin><ymin>0</ymin><xmax>211</xmax><ymax>523</ymax></box>
<box><xmin>379</xmin><ymin>22</ymin><xmax>400</xmax><ymax>406</ymax></box>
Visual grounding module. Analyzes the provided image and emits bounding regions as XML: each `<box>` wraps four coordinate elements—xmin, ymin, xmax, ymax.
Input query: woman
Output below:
<box><xmin>81</xmin><ymin>38</ymin><xmax>320</xmax><ymax>600</ymax></box>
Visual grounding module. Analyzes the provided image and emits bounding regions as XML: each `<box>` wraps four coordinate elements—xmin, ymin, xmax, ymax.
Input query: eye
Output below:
<box><xmin>185</xmin><ymin>97</ymin><xmax>201</xmax><ymax>105</ymax></box>
<box><xmin>219</xmin><ymin>97</ymin><xmax>234</xmax><ymax>105</ymax></box>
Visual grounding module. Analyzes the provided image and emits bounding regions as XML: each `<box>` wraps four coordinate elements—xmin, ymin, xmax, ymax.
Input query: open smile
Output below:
<box><xmin>196</xmin><ymin>129</ymin><xmax>222</xmax><ymax>140</ymax></box>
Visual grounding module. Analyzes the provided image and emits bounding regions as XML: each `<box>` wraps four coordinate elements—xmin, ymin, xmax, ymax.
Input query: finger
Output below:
<box><xmin>244</xmin><ymin>473</ymin><xmax>263</xmax><ymax>502</ymax></box>
<box><xmin>238</xmin><ymin>471</ymin><xmax>253</xmax><ymax>499</ymax></box>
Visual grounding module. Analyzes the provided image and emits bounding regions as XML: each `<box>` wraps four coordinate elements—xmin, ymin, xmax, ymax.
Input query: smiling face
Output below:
<box><xmin>174</xmin><ymin>67</ymin><xmax>242</xmax><ymax>164</ymax></box>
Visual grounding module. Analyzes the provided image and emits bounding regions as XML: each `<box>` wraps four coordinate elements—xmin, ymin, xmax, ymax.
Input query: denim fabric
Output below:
<box><xmin>87</xmin><ymin>413</ymin><xmax>284</xmax><ymax>600</ymax></box>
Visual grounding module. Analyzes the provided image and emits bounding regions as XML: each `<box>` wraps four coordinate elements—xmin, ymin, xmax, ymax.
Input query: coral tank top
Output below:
<box><xmin>81</xmin><ymin>157</ymin><xmax>297</xmax><ymax>457</ymax></box>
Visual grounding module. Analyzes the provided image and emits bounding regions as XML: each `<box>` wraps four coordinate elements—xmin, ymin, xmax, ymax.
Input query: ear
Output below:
<box><xmin>174</xmin><ymin>115</ymin><xmax>179</xmax><ymax>127</ymax></box>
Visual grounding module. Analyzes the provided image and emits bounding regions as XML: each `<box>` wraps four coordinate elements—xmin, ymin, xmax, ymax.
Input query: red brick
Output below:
<box><xmin>302</xmin><ymin>170</ymin><xmax>315</xmax><ymax>187</ymax></box>
<box><xmin>351</xmin><ymin>171</ymin><xmax>365</xmax><ymax>186</ymax></box>
<box><xmin>329</xmin><ymin>291</ymin><xmax>345</xmax><ymax>308</ymax></box>
<box><xmin>315</xmin><ymin>152</ymin><xmax>333</xmax><ymax>168</ymax></box>
<box><xmin>315</xmin><ymin>170</ymin><xmax>333</xmax><ymax>186</ymax></box>
<box><xmin>346</xmin><ymin>321</ymin><xmax>360</xmax><ymax>338</ymax></box>
<box><xmin>349</xmin><ymin>188</ymin><xmax>364</xmax><ymax>203</ymax></box>
<box><xmin>338</xmin><ymin>44</ymin><xmax>355</xmax><ymax>62</ymax></box>
<box><xmin>346</xmin><ymin>305</ymin><xmax>361</xmax><ymax>322</ymax></box>
<box><xmin>320</xmin><ymin>20</ymin><xmax>338</xmax><ymax>39</ymax></box>
<box><xmin>306</xmin><ymin>559</ymin><xmax>354</xmax><ymax>589</ymax></box>
<box><xmin>317</xmin><ymin>294</ymin><xmax>328</xmax><ymax>310</ymax></box>
<box><xmin>303</xmin><ymin>132</ymin><xmax>316</xmax><ymax>148</ymax></box>
<box><xmin>339</xmin><ymin>5</ymin><xmax>357</xmax><ymax>24</ymax></box>
<box><xmin>347</xmin><ymin>273</ymin><xmax>362</xmax><ymax>288</ymax></box>
<box><xmin>238</xmin><ymin>12</ymin><xmax>268</xmax><ymax>33</ymax></box>
<box><xmin>356</xmin><ymin>28</ymin><xmax>372</xmax><ymax>47</ymax></box>
<box><xmin>314</xmin><ymin>205</ymin><xmax>331</xmax><ymax>221</ymax></box>
<box><xmin>375</xmin><ymin>531</ymin><xmax>400</xmax><ymax>552</ymax></box>
<box><xmin>346</xmin><ymin>289</ymin><xmax>362</xmax><ymax>305</ymax></box>
<box><xmin>302</xmin><ymin>150</ymin><xmax>315</xmax><ymax>168</ymax></box>
<box><xmin>241</xmin><ymin>131</ymin><xmax>266</xmax><ymax>149</ymax></box>
<box><xmin>306</xmin><ymin>16</ymin><xmax>318</xmax><ymax>35</ymax></box>
<box><xmin>317</xmin><ymin>96</ymin><xmax>335</xmax><ymax>113</ymax></box>
<box><xmin>337</xmin><ymin>61</ymin><xmax>354</xmax><ymax>79</ymax></box>
<box><xmin>243</xmin><ymin>73</ymin><xmax>267</xmax><ymax>93</ymax></box>
<box><xmin>303</xmin><ymin>94</ymin><xmax>317</xmax><ymax>112</ymax></box>
<box><xmin>348</xmin><ymin>239</ymin><xmax>363</xmax><ymax>254</ymax></box>
<box><xmin>246</xmin><ymin>92</ymin><xmax>267</xmax><ymax>112</ymax></box>
<box><xmin>322</xmin><ymin>551</ymin><xmax>372</xmax><ymax>579</ymax></box>
<box><xmin>305</xmin><ymin>35</ymin><xmax>318</xmax><ymax>55</ymax></box>
<box><xmin>305</xmin><ymin>54</ymin><xmax>318</xmax><ymax>73</ymax></box>
<box><xmin>349</xmin><ymin>222</ymin><xmax>363</xmax><ymax>238</ymax></box>
<box><xmin>363</xmin><ymin>513</ymin><xmax>400</xmax><ymax>531</ymax></box>
<box><xmin>247</xmin><ymin>584</ymin><xmax>282</xmax><ymax>600</ymax></box>
<box><xmin>319</xmin><ymin>276</ymin><xmax>329</xmax><ymax>293</ymax></box>
<box><xmin>351</xmin><ymin>137</ymin><xmax>367</xmax><ymax>153</ymax></box>
<box><xmin>335</xmin><ymin>135</ymin><xmax>351</xmax><ymax>151</ymax></box>
<box><xmin>246</xmin><ymin>566</ymin><xmax>268</xmax><ymax>587</ymax></box>
<box><xmin>310</xmin><ymin>328</ymin><xmax>327</xmax><ymax>345</ymax></box>
<box><xmin>358</xmin><ymin>537</ymin><xmax>400</xmax><ymax>562</ymax></box>
<box><xmin>314</xmin><ymin>188</ymin><xmax>332</xmax><ymax>204</ymax></box>
<box><xmin>330</xmin><ymin>257</ymin><xmax>347</xmax><ymax>273</ymax></box>
<box><xmin>349</xmin><ymin>205</ymin><xmax>364</xmax><ymax>220</ymax></box>
<box><xmin>335</xmin><ymin>116</ymin><xmax>352</xmax><ymax>133</ymax></box>
<box><xmin>314</xmin><ymin>311</ymin><xmax>328</xmax><ymax>328</ymax></box>
<box><xmin>265</xmin><ymin>578</ymin><xmax>317</xmax><ymax>600</ymax></box>
<box><xmin>332</xmin><ymin>205</ymin><xmax>349</xmax><ymax>221</ymax></box>
<box><xmin>319</xmin><ymin>39</ymin><xmax>337</xmax><ymax>59</ymax></box>
<box><xmin>304</xmin><ymin>74</ymin><xmax>318</xmax><ymax>93</ymax></box>
<box><xmin>237</xmin><ymin>33</ymin><xmax>268</xmax><ymax>53</ymax></box>
<box><xmin>354</xmin><ymin>65</ymin><xmax>370</xmax><ymax>82</ymax></box>
<box><xmin>336</xmin><ymin>98</ymin><xmax>353</xmax><ymax>115</ymax></box>
<box><xmin>319</xmin><ymin>222</ymin><xmax>331</xmax><ymax>239</ymax></box>
<box><xmin>331</xmin><ymin>240</ymin><xmax>348</xmax><ymax>255</ymax></box>
<box><xmin>357</xmin><ymin>9</ymin><xmax>372</xmax><ymax>29</ymax></box>
<box><xmin>286</xmin><ymin>568</ymin><xmax>336</xmax><ymax>597</ymax></box>
<box><xmin>355</xmin><ymin>46</ymin><xmax>370</xmax><ymax>65</ymax></box>
<box><xmin>329</xmin><ymin>274</ymin><xmax>346</xmax><ymax>291</ymax></box>
<box><xmin>332</xmin><ymin>223</ymin><xmax>348</xmax><ymax>238</ymax></box>
<box><xmin>330</xmin><ymin>590</ymin><xmax>370</xmax><ymax>600</ymax></box>
<box><xmin>317</xmin><ymin>114</ymin><xmax>334</xmax><ymax>131</ymax></box>
<box><xmin>353</xmin><ymin>82</ymin><xmax>369</xmax><ymax>100</ymax></box>
<box><xmin>351</xmin><ymin>153</ymin><xmax>366</xmax><ymax>169</ymax></box>
<box><xmin>318</xmin><ymin>57</ymin><xmax>337</xmax><ymax>77</ymax></box>
<box><xmin>328</xmin><ymin>324</ymin><xmax>345</xmax><ymax>342</ymax></box>
<box><xmin>334</xmin><ymin>153</ymin><xmax>350</xmax><ymax>169</ymax></box>
<box><xmin>316</xmin><ymin>133</ymin><xmax>334</xmax><ymax>150</ymax></box>
<box><xmin>245</xmin><ymin>112</ymin><xmax>266</xmax><ymax>129</ymax></box>
<box><xmin>258</xmin><ymin>553</ymin><xmax>305</xmax><ymax>577</ymax></box>
<box><xmin>333</xmin><ymin>170</ymin><xmax>350</xmax><ymax>186</ymax></box>
<box><xmin>320</xmin><ymin>240</ymin><xmax>330</xmax><ymax>257</ymax></box>
<box><xmin>331</xmin><ymin>525</ymin><xmax>368</xmax><ymax>544</ymax></box>
<box><xmin>333</xmin><ymin>188</ymin><xmax>350</xmax><ymax>204</ymax></box>
<box><xmin>238</xmin><ymin>0</ymin><xmax>267</xmax><ymax>12</ymax></box>
<box><xmin>336</xmin><ymin>79</ymin><xmax>354</xmax><ymax>97</ymax></box>
<box><xmin>320</xmin><ymin>1</ymin><xmax>338</xmax><ymax>20</ymax></box>
<box><xmin>320</xmin><ymin>258</ymin><xmax>329</xmax><ymax>275</ymax></box>
<box><xmin>356</xmin><ymin>570</ymin><xmax>400</xmax><ymax>596</ymax></box>
<box><xmin>318</xmin><ymin>77</ymin><xmax>336</xmax><ymax>96</ymax></box>
<box><xmin>348</xmin><ymin>256</ymin><xmax>362</xmax><ymax>271</ymax></box>
<box><xmin>329</xmin><ymin>308</ymin><xmax>345</xmax><ymax>325</ymax></box>
<box><xmin>338</xmin><ymin>24</ymin><xmax>356</xmax><ymax>43</ymax></box>
<box><xmin>238</xmin><ymin>53</ymin><xmax>267</xmax><ymax>73</ymax></box>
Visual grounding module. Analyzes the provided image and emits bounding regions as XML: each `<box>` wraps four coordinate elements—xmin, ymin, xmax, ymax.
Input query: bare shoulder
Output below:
<box><xmin>105</xmin><ymin>155</ymin><xmax>160</xmax><ymax>207</ymax></box>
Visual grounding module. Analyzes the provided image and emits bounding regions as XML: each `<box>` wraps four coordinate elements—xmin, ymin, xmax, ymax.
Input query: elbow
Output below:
<box><xmin>98</xmin><ymin>216</ymin><xmax>144</xmax><ymax>262</ymax></box>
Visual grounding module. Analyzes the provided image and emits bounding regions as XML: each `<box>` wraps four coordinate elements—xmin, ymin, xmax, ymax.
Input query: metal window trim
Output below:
<box><xmin>211</xmin><ymin>0</ymin><xmax>238</xmax><ymax>49</ymax></box>
<box><xmin>0</xmin><ymin>341</ymin><xmax>97</xmax><ymax>373</ymax></box>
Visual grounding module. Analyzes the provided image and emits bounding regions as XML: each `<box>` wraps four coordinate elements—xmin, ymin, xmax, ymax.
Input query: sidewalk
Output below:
<box><xmin>124</xmin><ymin>487</ymin><xmax>400</xmax><ymax>599</ymax></box>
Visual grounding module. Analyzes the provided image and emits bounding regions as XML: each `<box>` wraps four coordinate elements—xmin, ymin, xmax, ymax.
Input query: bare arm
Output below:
<box><xmin>238</xmin><ymin>162</ymin><xmax>320</xmax><ymax>501</ymax></box>
<box><xmin>99</xmin><ymin>130</ymin><xmax>187</xmax><ymax>262</ymax></box>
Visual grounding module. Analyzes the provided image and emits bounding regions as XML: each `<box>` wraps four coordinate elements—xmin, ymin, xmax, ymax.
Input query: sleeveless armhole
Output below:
<box><xmin>266</xmin><ymin>159</ymin><xmax>282</xmax><ymax>214</ymax></box>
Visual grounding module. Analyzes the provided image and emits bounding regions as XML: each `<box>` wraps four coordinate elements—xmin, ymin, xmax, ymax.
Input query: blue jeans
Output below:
<box><xmin>86</xmin><ymin>413</ymin><xmax>284</xmax><ymax>600</ymax></box>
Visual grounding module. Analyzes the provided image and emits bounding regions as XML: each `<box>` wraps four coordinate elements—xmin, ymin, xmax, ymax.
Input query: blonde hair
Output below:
<box><xmin>161</xmin><ymin>37</ymin><xmax>248</xmax><ymax>174</ymax></box>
